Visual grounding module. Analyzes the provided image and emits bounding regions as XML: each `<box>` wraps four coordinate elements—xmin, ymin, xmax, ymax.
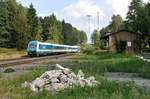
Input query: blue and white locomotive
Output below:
<box><xmin>27</xmin><ymin>41</ymin><xmax>80</xmax><ymax>56</ymax></box>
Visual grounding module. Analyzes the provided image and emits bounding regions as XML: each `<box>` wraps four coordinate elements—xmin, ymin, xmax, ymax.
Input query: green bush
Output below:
<box><xmin>83</xmin><ymin>49</ymin><xmax>93</xmax><ymax>55</ymax></box>
<box><xmin>4</xmin><ymin>68</ymin><xmax>15</xmax><ymax>73</ymax></box>
<box><xmin>115</xmin><ymin>40</ymin><xmax>127</xmax><ymax>53</ymax></box>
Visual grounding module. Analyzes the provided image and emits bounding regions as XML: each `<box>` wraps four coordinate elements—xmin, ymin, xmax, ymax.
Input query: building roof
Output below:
<box><xmin>101</xmin><ymin>30</ymin><xmax>141</xmax><ymax>39</ymax></box>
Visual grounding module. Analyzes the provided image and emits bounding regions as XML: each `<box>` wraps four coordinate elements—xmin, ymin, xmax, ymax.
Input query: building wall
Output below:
<box><xmin>109</xmin><ymin>31</ymin><xmax>140</xmax><ymax>53</ymax></box>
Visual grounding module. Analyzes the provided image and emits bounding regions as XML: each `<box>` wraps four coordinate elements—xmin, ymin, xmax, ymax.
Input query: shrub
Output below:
<box><xmin>4</xmin><ymin>68</ymin><xmax>15</xmax><ymax>73</ymax></box>
<box><xmin>115</xmin><ymin>40</ymin><xmax>127</xmax><ymax>53</ymax></box>
<box><xmin>82</xmin><ymin>49</ymin><xmax>94</xmax><ymax>55</ymax></box>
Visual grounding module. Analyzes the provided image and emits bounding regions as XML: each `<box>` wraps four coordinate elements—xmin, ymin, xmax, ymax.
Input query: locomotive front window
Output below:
<box><xmin>29</xmin><ymin>44</ymin><xmax>36</xmax><ymax>47</ymax></box>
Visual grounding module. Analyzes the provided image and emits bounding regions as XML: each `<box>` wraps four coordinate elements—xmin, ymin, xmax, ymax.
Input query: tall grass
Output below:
<box><xmin>0</xmin><ymin>48</ymin><xmax>26</xmax><ymax>59</ymax></box>
<box><xmin>0</xmin><ymin>72</ymin><xmax>2</xmax><ymax>78</ymax></box>
<box><xmin>72</xmin><ymin>53</ymin><xmax>150</xmax><ymax>78</ymax></box>
<box><xmin>0</xmin><ymin>69</ymin><xmax>149</xmax><ymax>99</ymax></box>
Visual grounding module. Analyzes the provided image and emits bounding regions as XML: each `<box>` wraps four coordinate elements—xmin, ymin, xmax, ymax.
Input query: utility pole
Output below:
<box><xmin>87</xmin><ymin>15</ymin><xmax>92</xmax><ymax>42</ymax></box>
<box><xmin>97</xmin><ymin>12</ymin><xmax>100</xmax><ymax>31</ymax></box>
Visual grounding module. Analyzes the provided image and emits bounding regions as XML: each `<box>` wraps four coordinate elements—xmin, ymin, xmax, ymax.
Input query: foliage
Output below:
<box><xmin>99</xmin><ymin>14</ymin><xmax>124</xmax><ymax>36</ymax></box>
<box><xmin>0</xmin><ymin>0</ymin><xmax>87</xmax><ymax>50</ymax></box>
<box><xmin>126</xmin><ymin>0</ymin><xmax>143</xmax><ymax>32</ymax></box>
<box><xmin>100</xmin><ymin>0</ymin><xmax>150</xmax><ymax>51</ymax></box>
<box><xmin>0</xmin><ymin>1</ymin><xmax>10</xmax><ymax>48</ymax></box>
<box><xmin>82</xmin><ymin>49</ymin><xmax>94</xmax><ymax>55</ymax></box>
<box><xmin>91</xmin><ymin>30</ymin><xmax>100</xmax><ymax>48</ymax></box>
<box><xmin>41</xmin><ymin>14</ymin><xmax>62</xmax><ymax>43</ymax></box>
<box><xmin>109</xmin><ymin>14</ymin><xmax>124</xmax><ymax>32</ymax></box>
<box><xmin>61</xmin><ymin>20</ymin><xmax>87</xmax><ymax>45</ymax></box>
<box><xmin>27</xmin><ymin>4</ymin><xmax>42</xmax><ymax>41</ymax></box>
<box><xmin>99</xmin><ymin>15</ymin><xmax>124</xmax><ymax>50</ymax></box>
<box><xmin>115</xmin><ymin>40</ymin><xmax>127</xmax><ymax>53</ymax></box>
<box><xmin>4</xmin><ymin>68</ymin><xmax>15</xmax><ymax>73</ymax></box>
<box><xmin>126</xmin><ymin>0</ymin><xmax>150</xmax><ymax>48</ymax></box>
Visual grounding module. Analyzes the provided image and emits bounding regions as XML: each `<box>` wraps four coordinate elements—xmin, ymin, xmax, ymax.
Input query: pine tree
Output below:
<box><xmin>27</xmin><ymin>4</ymin><xmax>42</xmax><ymax>41</ymax></box>
<box><xmin>0</xmin><ymin>1</ymin><xmax>10</xmax><ymax>47</ymax></box>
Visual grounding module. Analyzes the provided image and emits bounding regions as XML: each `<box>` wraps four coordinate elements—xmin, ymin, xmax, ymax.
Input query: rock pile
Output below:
<box><xmin>22</xmin><ymin>64</ymin><xmax>99</xmax><ymax>92</ymax></box>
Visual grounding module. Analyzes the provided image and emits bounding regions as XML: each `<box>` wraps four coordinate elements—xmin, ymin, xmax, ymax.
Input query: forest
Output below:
<box><xmin>0</xmin><ymin>0</ymin><xmax>87</xmax><ymax>50</ymax></box>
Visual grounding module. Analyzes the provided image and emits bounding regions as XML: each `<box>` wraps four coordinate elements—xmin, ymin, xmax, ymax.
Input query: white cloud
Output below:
<box><xmin>62</xmin><ymin>0</ymin><xmax>104</xmax><ymax>19</ymax></box>
<box><xmin>59</xmin><ymin>0</ymin><xmax>104</xmax><ymax>42</ymax></box>
<box><xmin>106</xmin><ymin>0</ymin><xmax>150</xmax><ymax>19</ymax></box>
<box><xmin>106</xmin><ymin>0</ymin><xmax>131</xmax><ymax>19</ymax></box>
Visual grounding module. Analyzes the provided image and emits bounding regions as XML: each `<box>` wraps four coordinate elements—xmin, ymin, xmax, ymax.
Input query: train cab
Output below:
<box><xmin>28</xmin><ymin>41</ymin><xmax>38</xmax><ymax>56</ymax></box>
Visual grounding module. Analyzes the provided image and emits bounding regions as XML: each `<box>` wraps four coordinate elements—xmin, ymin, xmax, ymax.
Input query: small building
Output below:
<box><xmin>101</xmin><ymin>30</ymin><xmax>141</xmax><ymax>53</ymax></box>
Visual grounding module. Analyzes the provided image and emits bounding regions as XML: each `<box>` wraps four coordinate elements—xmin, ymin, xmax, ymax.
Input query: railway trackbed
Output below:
<box><xmin>0</xmin><ymin>54</ymin><xmax>73</xmax><ymax>68</ymax></box>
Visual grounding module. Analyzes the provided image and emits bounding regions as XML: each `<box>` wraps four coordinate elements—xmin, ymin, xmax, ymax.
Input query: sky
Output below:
<box><xmin>17</xmin><ymin>0</ymin><xmax>150</xmax><ymax>42</ymax></box>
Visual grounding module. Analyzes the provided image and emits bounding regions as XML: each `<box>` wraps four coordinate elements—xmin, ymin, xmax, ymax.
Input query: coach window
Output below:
<box><xmin>39</xmin><ymin>44</ymin><xmax>42</xmax><ymax>49</ymax></box>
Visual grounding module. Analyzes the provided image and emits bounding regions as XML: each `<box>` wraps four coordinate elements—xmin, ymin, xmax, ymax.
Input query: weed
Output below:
<box><xmin>4</xmin><ymin>68</ymin><xmax>15</xmax><ymax>73</ymax></box>
<box><xmin>0</xmin><ymin>48</ymin><xmax>26</xmax><ymax>59</ymax></box>
<box><xmin>0</xmin><ymin>72</ymin><xmax>2</xmax><ymax>78</ymax></box>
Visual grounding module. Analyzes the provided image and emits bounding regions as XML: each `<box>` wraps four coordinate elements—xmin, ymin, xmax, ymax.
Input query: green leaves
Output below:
<box><xmin>0</xmin><ymin>0</ymin><xmax>87</xmax><ymax>50</ymax></box>
<box><xmin>91</xmin><ymin>30</ymin><xmax>100</xmax><ymax>48</ymax></box>
<box><xmin>27</xmin><ymin>4</ymin><xmax>42</xmax><ymax>41</ymax></box>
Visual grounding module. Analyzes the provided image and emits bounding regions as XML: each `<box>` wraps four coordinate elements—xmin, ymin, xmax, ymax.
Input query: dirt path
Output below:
<box><xmin>104</xmin><ymin>72</ymin><xmax>150</xmax><ymax>92</ymax></box>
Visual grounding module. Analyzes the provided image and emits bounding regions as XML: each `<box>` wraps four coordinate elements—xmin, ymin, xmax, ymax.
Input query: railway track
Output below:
<box><xmin>0</xmin><ymin>54</ymin><xmax>73</xmax><ymax>68</ymax></box>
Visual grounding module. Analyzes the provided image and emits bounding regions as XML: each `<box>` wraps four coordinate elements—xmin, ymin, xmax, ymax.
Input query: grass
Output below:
<box><xmin>0</xmin><ymin>72</ymin><xmax>2</xmax><ymax>78</ymax></box>
<box><xmin>0</xmin><ymin>48</ymin><xmax>27</xmax><ymax>59</ymax></box>
<box><xmin>70</xmin><ymin>53</ymin><xmax>150</xmax><ymax>79</ymax></box>
<box><xmin>0</xmin><ymin>52</ymin><xmax>150</xmax><ymax>98</ymax></box>
<box><xmin>0</xmin><ymin>69</ymin><xmax>149</xmax><ymax>99</ymax></box>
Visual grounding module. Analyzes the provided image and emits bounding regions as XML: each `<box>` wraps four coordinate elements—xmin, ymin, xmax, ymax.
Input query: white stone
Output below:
<box><xmin>40</xmin><ymin>70</ymin><xmax>62</xmax><ymax>79</ymax></box>
<box><xmin>30</xmin><ymin>83</ymin><xmax>38</xmax><ymax>92</ymax></box>
<box><xmin>30</xmin><ymin>78</ymin><xmax>45</xmax><ymax>92</ymax></box>
<box><xmin>86</xmin><ymin>80</ymin><xmax>93</xmax><ymax>87</ymax></box>
<box><xmin>55</xmin><ymin>64</ymin><xmax>71</xmax><ymax>74</ymax></box>
<box><xmin>78</xmin><ymin>78</ymin><xmax>86</xmax><ymax>87</ymax></box>
<box><xmin>21</xmin><ymin>81</ymin><xmax>30</xmax><ymax>88</ymax></box>
<box><xmin>62</xmin><ymin>69</ymin><xmax>71</xmax><ymax>74</ymax></box>
<box><xmin>51</xmin><ymin>83</ymin><xmax>65</xmax><ymax>91</ymax></box>
<box><xmin>77</xmin><ymin>70</ymin><xmax>84</xmax><ymax>78</ymax></box>
<box><xmin>67</xmin><ymin>72</ymin><xmax>76</xmax><ymax>79</ymax></box>
<box><xmin>87</xmin><ymin>76</ymin><xmax>95</xmax><ymax>81</ymax></box>
<box><xmin>55</xmin><ymin>64</ymin><xmax>65</xmax><ymax>70</ymax></box>
<box><xmin>45</xmin><ymin>85</ymin><xmax>52</xmax><ymax>91</ymax></box>
<box><xmin>59</xmin><ymin>75</ymin><xmax>68</xmax><ymax>82</ymax></box>
<box><xmin>51</xmin><ymin>78</ymin><xmax>59</xmax><ymax>83</ymax></box>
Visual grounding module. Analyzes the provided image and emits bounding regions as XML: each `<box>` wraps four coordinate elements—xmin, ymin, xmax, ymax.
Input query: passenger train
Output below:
<box><xmin>27</xmin><ymin>41</ymin><xmax>80</xmax><ymax>56</ymax></box>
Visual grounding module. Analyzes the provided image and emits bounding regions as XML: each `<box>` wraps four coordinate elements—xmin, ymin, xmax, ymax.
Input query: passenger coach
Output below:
<box><xmin>27</xmin><ymin>41</ymin><xmax>80</xmax><ymax>56</ymax></box>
